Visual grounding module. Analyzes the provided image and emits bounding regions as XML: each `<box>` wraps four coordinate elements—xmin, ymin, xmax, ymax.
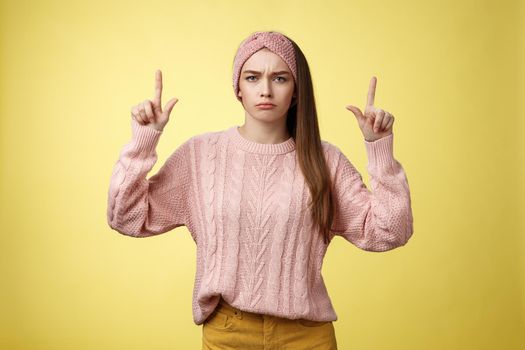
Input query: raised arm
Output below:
<box><xmin>330</xmin><ymin>134</ymin><xmax>414</xmax><ymax>251</ymax></box>
<box><xmin>107</xmin><ymin>69</ymin><xmax>191</xmax><ymax>238</ymax></box>
<box><xmin>333</xmin><ymin>76</ymin><xmax>414</xmax><ymax>251</ymax></box>
<box><xmin>106</xmin><ymin>119</ymin><xmax>192</xmax><ymax>237</ymax></box>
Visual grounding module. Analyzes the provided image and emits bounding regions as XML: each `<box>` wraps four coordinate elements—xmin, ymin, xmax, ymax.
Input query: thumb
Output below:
<box><xmin>164</xmin><ymin>98</ymin><xmax>179</xmax><ymax>117</ymax></box>
<box><xmin>346</xmin><ymin>105</ymin><xmax>365</xmax><ymax>123</ymax></box>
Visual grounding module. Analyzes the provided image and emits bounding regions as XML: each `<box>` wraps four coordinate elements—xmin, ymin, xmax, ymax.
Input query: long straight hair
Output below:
<box><xmin>283</xmin><ymin>35</ymin><xmax>335</xmax><ymax>245</ymax></box>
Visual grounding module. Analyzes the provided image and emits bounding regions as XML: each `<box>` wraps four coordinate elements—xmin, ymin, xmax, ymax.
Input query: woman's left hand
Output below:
<box><xmin>346</xmin><ymin>76</ymin><xmax>394</xmax><ymax>142</ymax></box>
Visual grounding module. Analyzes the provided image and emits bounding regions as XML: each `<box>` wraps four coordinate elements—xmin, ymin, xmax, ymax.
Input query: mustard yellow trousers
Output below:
<box><xmin>202</xmin><ymin>297</ymin><xmax>338</xmax><ymax>349</ymax></box>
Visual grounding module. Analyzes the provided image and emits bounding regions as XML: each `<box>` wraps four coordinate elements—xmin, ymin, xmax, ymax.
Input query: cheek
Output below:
<box><xmin>283</xmin><ymin>85</ymin><xmax>295</xmax><ymax>98</ymax></box>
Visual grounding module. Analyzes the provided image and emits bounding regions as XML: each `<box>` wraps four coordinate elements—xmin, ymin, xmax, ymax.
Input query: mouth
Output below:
<box><xmin>256</xmin><ymin>103</ymin><xmax>276</xmax><ymax>108</ymax></box>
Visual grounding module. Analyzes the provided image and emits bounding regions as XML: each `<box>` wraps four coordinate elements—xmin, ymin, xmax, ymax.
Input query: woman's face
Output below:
<box><xmin>237</xmin><ymin>48</ymin><xmax>295</xmax><ymax>125</ymax></box>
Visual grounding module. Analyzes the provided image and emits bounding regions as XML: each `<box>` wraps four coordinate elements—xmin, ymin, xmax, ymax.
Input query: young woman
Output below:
<box><xmin>107</xmin><ymin>30</ymin><xmax>413</xmax><ymax>350</ymax></box>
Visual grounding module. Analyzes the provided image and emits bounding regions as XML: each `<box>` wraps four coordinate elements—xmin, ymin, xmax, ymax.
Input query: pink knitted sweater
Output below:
<box><xmin>107</xmin><ymin>119</ymin><xmax>414</xmax><ymax>325</ymax></box>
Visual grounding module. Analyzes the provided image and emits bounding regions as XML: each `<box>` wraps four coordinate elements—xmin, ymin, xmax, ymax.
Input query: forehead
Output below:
<box><xmin>242</xmin><ymin>48</ymin><xmax>290</xmax><ymax>71</ymax></box>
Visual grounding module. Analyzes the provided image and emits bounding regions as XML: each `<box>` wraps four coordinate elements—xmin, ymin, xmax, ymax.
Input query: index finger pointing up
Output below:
<box><xmin>154</xmin><ymin>69</ymin><xmax>163</xmax><ymax>107</ymax></box>
<box><xmin>366</xmin><ymin>76</ymin><xmax>377</xmax><ymax>107</ymax></box>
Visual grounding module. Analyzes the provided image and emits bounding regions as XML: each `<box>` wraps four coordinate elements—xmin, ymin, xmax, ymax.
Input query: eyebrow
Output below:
<box><xmin>242</xmin><ymin>70</ymin><xmax>291</xmax><ymax>75</ymax></box>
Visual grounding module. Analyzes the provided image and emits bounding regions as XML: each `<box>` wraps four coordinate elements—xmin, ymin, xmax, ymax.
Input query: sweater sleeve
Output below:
<box><xmin>106</xmin><ymin>118</ymin><xmax>192</xmax><ymax>238</ymax></box>
<box><xmin>330</xmin><ymin>133</ymin><xmax>414</xmax><ymax>251</ymax></box>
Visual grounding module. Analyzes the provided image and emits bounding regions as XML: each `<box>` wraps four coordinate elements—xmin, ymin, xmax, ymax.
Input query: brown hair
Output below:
<box><xmin>283</xmin><ymin>35</ymin><xmax>335</xmax><ymax>245</ymax></box>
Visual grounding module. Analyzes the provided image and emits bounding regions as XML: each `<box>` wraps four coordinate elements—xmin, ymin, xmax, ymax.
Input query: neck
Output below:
<box><xmin>238</xmin><ymin>119</ymin><xmax>291</xmax><ymax>144</ymax></box>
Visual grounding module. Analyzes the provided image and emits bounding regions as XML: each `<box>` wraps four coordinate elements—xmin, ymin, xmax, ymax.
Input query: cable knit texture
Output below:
<box><xmin>107</xmin><ymin>119</ymin><xmax>414</xmax><ymax>325</ymax></box>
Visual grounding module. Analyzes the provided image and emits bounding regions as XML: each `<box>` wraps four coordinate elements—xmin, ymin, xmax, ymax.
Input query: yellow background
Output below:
<box><xmin>1</xmin><ymin>0</ymin><xmax>523</xmax><ymax>349</ymax></box>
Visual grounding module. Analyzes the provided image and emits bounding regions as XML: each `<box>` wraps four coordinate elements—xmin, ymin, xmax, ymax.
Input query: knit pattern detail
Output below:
<box><xmin>293</xmin><ymin>177</ymin><xmax>314</xmax><ymax>316</ymax></box>
<box><xmin>213</xmin><ymin>135</ymin><xmax>229</xmax><ymax>291</ymax></box>
<box><xmin>107</xmin><ymin>124</ymin><xmax>414</xmax><ymax>325</ymax></box>
<box><xmin>202</xmin><ymin>134</ymin><xmax>220</xmax><ymax>292</ymax></box>
<box><xmin>245</xmin><ymin>154</ymin><xmax>278</xmax><ymax>309</ymax></box>
<box><xmin>222</xmin><ymin>147</ymin><xmax>245</xmax><ymax>301</ymax></box>
<box><xmin>265</xmin><ymin>152</ymin><xmax>295</xmax><ymax>310</ymax></box>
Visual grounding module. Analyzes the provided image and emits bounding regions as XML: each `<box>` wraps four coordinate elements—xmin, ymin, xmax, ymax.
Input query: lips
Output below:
<box><xmin>256</xmin><ymin>104</ymin><xmax>276</xmax><ymax>109</ymax></box>
<box><xmin>256</xmin><ymin>102</ymin><xmax>276</xmax><ymax>106</ymax></box>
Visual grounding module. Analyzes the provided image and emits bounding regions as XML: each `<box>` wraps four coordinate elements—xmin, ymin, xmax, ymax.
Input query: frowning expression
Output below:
<box><xmin>237</xmin><ymin>48</ymin><xmax>296</xmax><ymax>124</ymax></box>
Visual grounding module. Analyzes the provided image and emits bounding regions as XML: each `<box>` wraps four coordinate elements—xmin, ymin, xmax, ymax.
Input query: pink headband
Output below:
<box><xmin>232</xmin><ymin>31</ymin><xmax>297</xmax><ymax>102</ymax></box>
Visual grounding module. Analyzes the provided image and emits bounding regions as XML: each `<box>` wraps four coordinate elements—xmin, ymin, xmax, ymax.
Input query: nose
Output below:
<box><xmin>260</xmin><ymin>78</ymin><xmax>272</xmax><ymax>97</ymax></box>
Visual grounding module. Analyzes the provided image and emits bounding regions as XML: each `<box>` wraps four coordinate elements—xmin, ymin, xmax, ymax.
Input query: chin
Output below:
<box><xmin>246</xmin><ymin>107</ymin><xmax>288</xmax><ymax>121</ymax></box>
<box><xmin>257</xmin><ymin>112</ymin><xmax>286</xmax><ymax>120</ymax></box>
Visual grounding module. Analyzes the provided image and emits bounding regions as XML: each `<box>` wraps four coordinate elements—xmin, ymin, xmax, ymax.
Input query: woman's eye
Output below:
<box><xmin>246</xmin><ymin>76</ymin><xmax>286</xmax><ymax>82</ymax></box>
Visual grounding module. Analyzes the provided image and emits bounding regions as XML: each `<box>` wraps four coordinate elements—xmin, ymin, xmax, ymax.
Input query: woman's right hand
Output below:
<box><xmin>131</xmin><ymin>69</ymin><xmax>178</xmax><ymax>132</ymax></box>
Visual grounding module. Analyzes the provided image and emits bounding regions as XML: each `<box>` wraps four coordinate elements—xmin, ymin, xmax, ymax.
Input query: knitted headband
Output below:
<box><xmin>232</xmin><ymin>31</ymin><xmax>297</xmax><ymax>102</ymax></box>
